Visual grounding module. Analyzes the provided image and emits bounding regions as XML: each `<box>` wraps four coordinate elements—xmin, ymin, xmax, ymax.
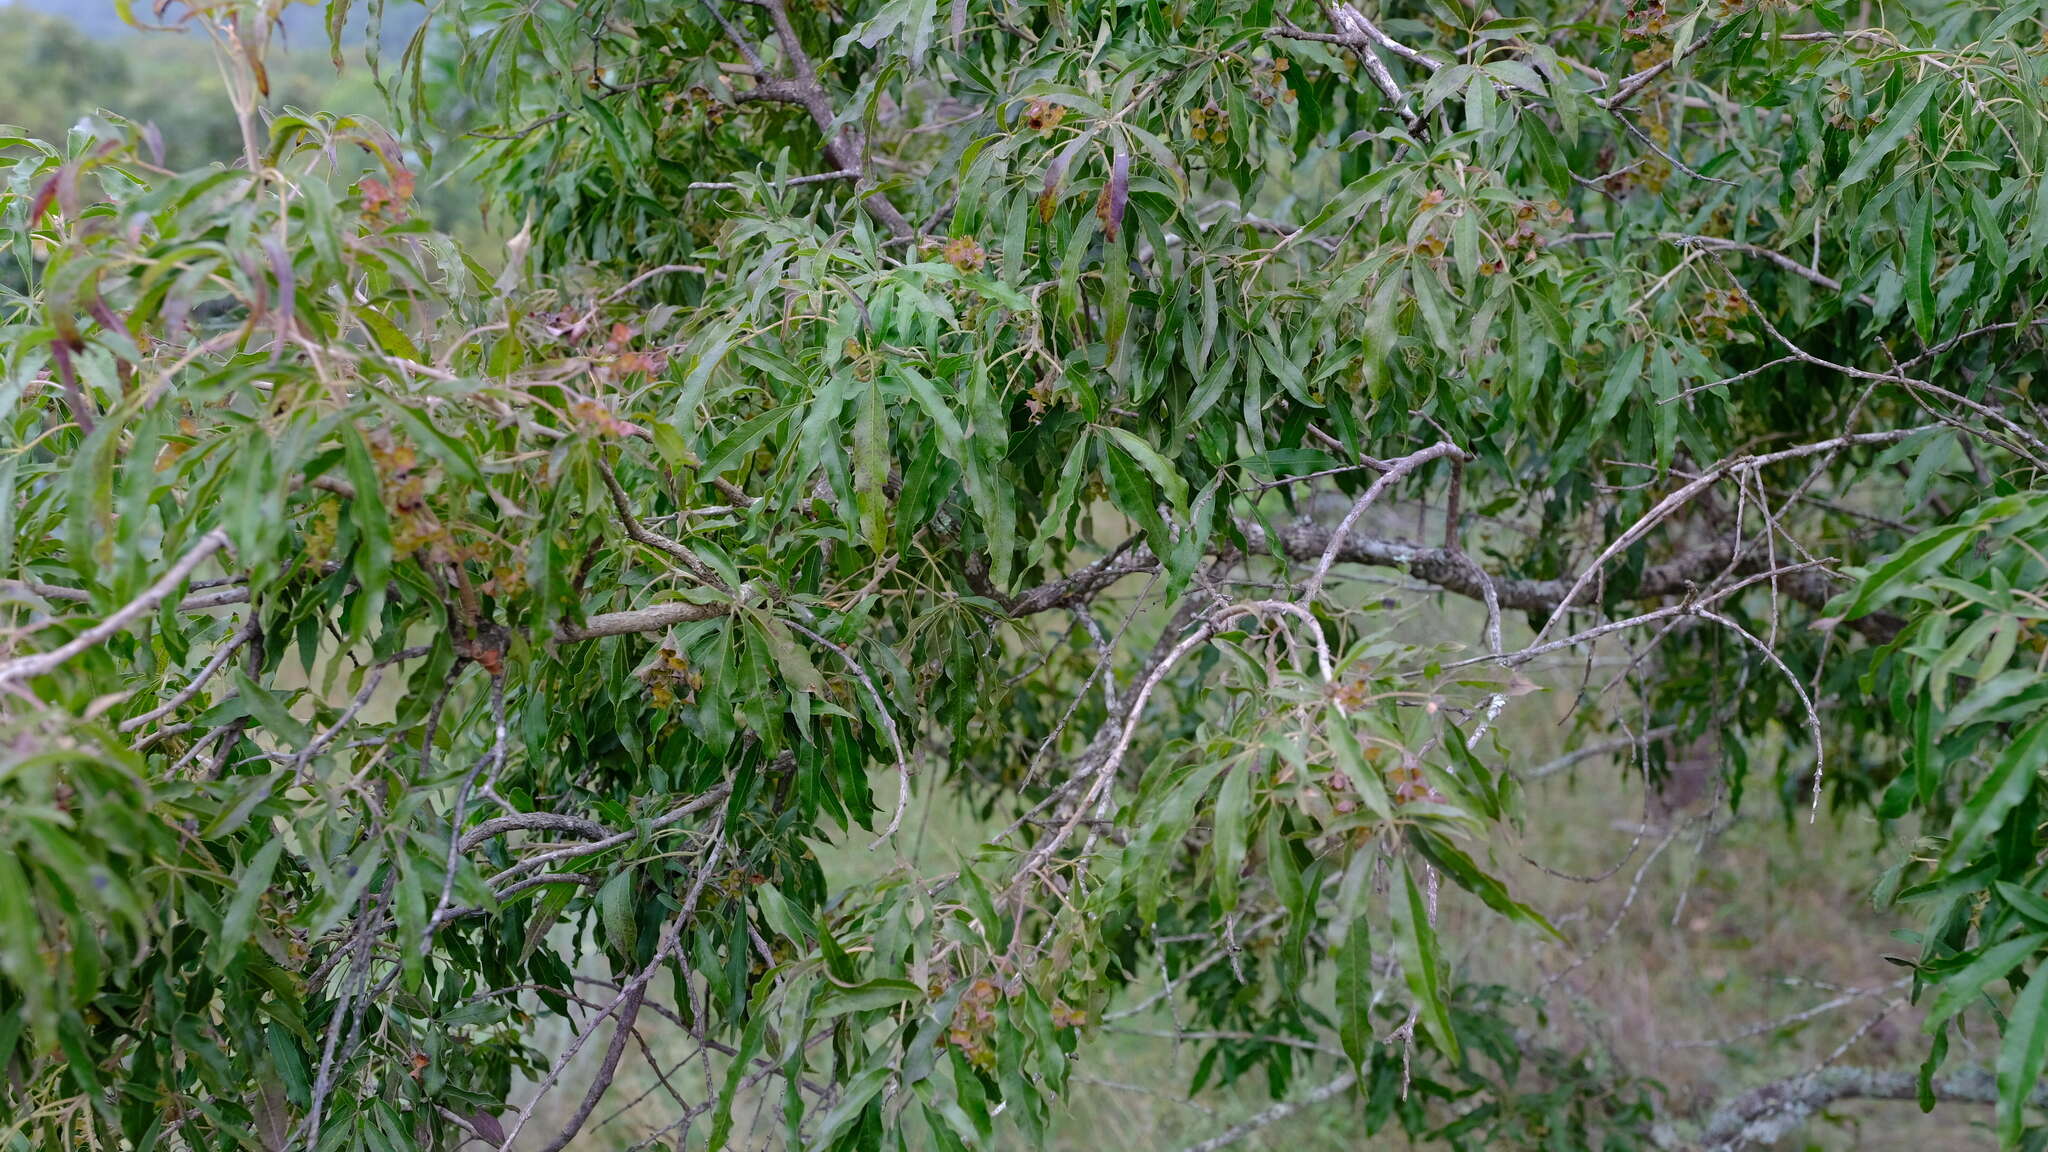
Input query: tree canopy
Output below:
<box><xmin>5</xmin><ymin>0</ymin><xmax>2048</xmax><ymax>1148</ymax></box>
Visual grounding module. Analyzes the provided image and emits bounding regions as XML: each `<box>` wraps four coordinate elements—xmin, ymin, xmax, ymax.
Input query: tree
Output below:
<box><xmin>0</xmin><ymin>8</ymin><xmax>133</xmax><ymax>154</ymax></box>
<box><xmin>3</xmin><ymin>0</ymin><xmax>2048</xmax><ymax>1148</ymax></box>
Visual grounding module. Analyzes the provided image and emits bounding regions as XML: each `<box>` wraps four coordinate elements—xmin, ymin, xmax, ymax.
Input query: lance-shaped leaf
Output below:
<box><xmin>1096</xmin><ymin>141</ymin><xmax>1130</xmax><ymax>241</ymax></box>
<box><xmin>1391</xmin><ymin>856</ymin><xmax>1460</xmax><ymax>1063</ymax></box>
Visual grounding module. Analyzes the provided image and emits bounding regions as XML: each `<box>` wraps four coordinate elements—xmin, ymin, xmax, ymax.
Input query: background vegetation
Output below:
<box><xmin>5</xmin><ymin>1</ymin><xmax>2048</xmax><ymax>1150</ymax></box>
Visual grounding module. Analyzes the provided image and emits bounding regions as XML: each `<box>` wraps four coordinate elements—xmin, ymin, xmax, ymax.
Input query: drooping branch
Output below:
<box><xmin>599</xmin><ymin>456</ymin><xmax>733</xmax><ymax>593</ymax></box>
<box><xmin>457</xmin><ymin>811</ymin><xmax>611</xmax><ymax>851</ymax></box>
<box><xmin>1525</xmin><ymin>725</ymin><xmax>1679</xmax><ymax>779</ymax></box>
<box><xmin>492</xmin><ymin>822</ymin><xmax>731</xmax><ymax>1152</ymax></box>
<box><xmin>531</xmin><ymin>981</ymin><xmax>648</xmax><ymax>1152</ymax></box>
<box><xmin>117</xmin><ymin>616</ymin><xmax>260</xmax><ymax>733</ymax></box>
<box><xmin>687</xmin><ymin>167</ymin><xmax>859</xmax><ymax>192</ymax></box>
<box><xmin>478</xmin><ymin>783</ymin><xmax>733</xmax><ymax>895</ymax></box>
<box><xmin>1524</xmin><ymin>428</ymin><xmax>1930</xmax><ymax>652</ymax></box>
<box><xmin>784</xmin><ymin>619</ymin><xmax>914</xmax><ymax>847</ymax></box>
<box><xmin>1315</xmin><ymin>4</ymin><xmax>1421</xmax><ymax>126</ymax></box>
<box><xmin>1598</xmin><ymin>21</ymin><xmax>1722</xmax><ymax>110</ymax></box>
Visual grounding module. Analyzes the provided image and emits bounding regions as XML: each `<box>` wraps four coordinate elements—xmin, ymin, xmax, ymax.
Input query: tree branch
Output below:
<box><xmin>1001</xmin><ymin>518</ymin><xmax>1904</xmax><ymax>645</ymax></box>
<box><xmin>1598</xmin><ymin>22</ymin><xmax>1721</xmax><ymax>110</ymax></box>
<box><xmin>738</xmin><ymin>0</ymin><xmax>916</xmax><ymax>241</ymax></box>
<box><xmin>531</xmin><ymin>981</ymin><xmax>647</xmax><ymax>1152</ymax></box>
<box><xmin>0</xmin><ymin>529</ymin><xmax>232</xmax><ymax>691</ymax></box>
<box><xmin>1300</xmin><ymin>440</ymin><xmax>1468</xmax><ymax>603</ymax></box>
<box><xmin>1304</xmin><ymin>4</ymin><xmax>1422</xmax><ymax>129</ymax></box>
<box><xmin>1700</xmin><ymin>1065</ymin><xmax>2048</xmax><ymax>1151</ymax></box>
<box><xmin>557</xmin><ymin>600</ymin><xmax>733</xmax><ymax>641</ymax></box>
<box><xmin>1174</xmin><ymin>1069</ymin><xmax>1358</xmax><ymax>1152</ymax></box>
<box><xmin>599</xmin><ymin>457</ymin><xmax>732</xmax><ymax>593</ymax></box>
<box><xmin>118</xmin><ymin>616</ymin><xmax>260</xmax><ymax>733</ymax></box>
<box><xmin>458</xmin><ymin>811</ymin><xmax>611</xmax><ymax>851</ymax></box>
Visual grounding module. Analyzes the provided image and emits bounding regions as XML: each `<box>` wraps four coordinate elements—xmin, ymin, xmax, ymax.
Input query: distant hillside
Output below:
<box><xmin>1</xmin><ymin>0</ymin><xmax>126</xmax><ymax>38</ymax></box>
<box><xmin>0</xmin><ymin>0</ymin><xmax>431</xmax><ymax>168</ymax></box>
<box><xmin>0</xmin><ymin>0</ymin><xmax>422</xmax><ymax>45</ymax></box>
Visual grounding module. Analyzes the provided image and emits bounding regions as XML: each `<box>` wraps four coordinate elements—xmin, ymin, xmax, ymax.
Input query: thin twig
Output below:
<box><xmin>1300</xmin><ymin>441</ymin><xmax>1467</xmax><ymax>604</ymax></box>
<box><xmin>1174</xmin><ymin>1070</ymin><xmax>1358</xmax><ymax>1152</ymax></box>
<box><xmin>120</xmin><ymin>616</ymin><xmax>260</xmax><ymax>733</ymax></box>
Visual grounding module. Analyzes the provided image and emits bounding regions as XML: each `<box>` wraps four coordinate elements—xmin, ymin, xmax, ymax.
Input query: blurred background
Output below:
<box><xmin>0</xmin><ymin>0</ymin><xmax>494</xmax><ymax>243</ymax></box>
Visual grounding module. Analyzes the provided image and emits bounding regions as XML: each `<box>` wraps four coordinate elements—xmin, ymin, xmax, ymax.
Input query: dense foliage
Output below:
<box><xmin>5</xmin><ymin>0</ymin><xmax>2048</xmax><ymax>1148</ymax></box>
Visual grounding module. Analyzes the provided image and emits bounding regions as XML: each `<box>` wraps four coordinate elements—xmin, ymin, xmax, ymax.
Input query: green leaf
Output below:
<box><xmin>386</xmin><ymin>403</ymin><xmax>482</xmax><ymax>486</ymax></box>
<box><xmin>1327</xmin><ymin>707</ymin><xmax>1393</xmax><ymax>822</ymax></box>
<box><xmin>812</xmin><ymin>1066</ymin><xmax>889</xmax><ymax>1148</ymax></box>
<box><xmin>708</xmin><ymin>996</ymin><xmax>770</xmax><ymax>1151</ymax></box>
<box><xmin>1998</xmin><ymin>963</ymin><xmax>2048</xmax><ymax>1146</ymax></box>
<box><xmin>1390</xmin><ymin>856</ymin><xmax>1459</xmax><ymax>1062</ymax></box>
<box><xmin>208</xmin><ymin>838</ymin><xmax>285</xmax><ymax>972</ymax></box>
<box><xmin>1482</xmin><ymin>59</ymin><xmax>1544</xmax><ymax>95</ymax></box>
<box><xmin>1837</xmin><ymin>76</ymin><xmax>1941</xmax><ymax>187</ymax></box>
<box><xmin>854</xmin><ymin>376</ymin><xmax>888</xmax><ymax>552</ymax></box>
<box><xmin>1909</xmin><ymin>186</ymin><xmax>1936</xmax><ymax>345</ymax></box>
<box><xmin>392</xmin><ymin>857</ymin><xmax>427</xmax><ymax>994</ymax></box>
<box><xmin>521</xmin><ymin>884</ymin><xmax>576</xmax><ymax>963</ymax></box>
<box><xmin>1100</xmin><ymin>426</ymin><xmax>1188</xmax><ymax>518</ymax></box>
<box><xmin>817</xmin><ymin>978</ymin><xmax>921</xmax><ymax>1017</ymax></box>
<box><xmin>1102</xmin><ymin>434</ymin><xmax>1169</xmax><ymax>553</ymax></box>
<box><xmin>0</xmin><ymin>852</ymin><xmax>48</xmax><ymax>1038</ymax></box>
<box><xmin>268</xmin><ymin>1025</ymin><xmax>310</xmax><ymax>1107</ymax></box>
<box><xmin>700</xmin><ymin>403</ymin><xmax>796</xmax><ymax>477</ymax></box>
<box><xmin>1593</xmin><ymin>347</ymin><xmax>1642</xmax><ymax>428</ymax></box>
<box><xmin>1985</xmin><ymin>0</ymin><xmax>2045</xmax><ymax>41</ymax></box>
<box><xmin>599</xmin><ymin>869</ymin><xmax>638</xmax><ymax>958</ymax></box>
<box><xmin>896</xmin><ymin>363</ymin><xmax>966</xmax><ymax>459</ymax></box>
<box><xmin>1028</xmin><ymin>434</ymin><xmax>1093</xmax><ymax>572</ymax></box>
<box><xmin>1333</xmin><ymin>899</ymin><xmax>1374</xmax><ymax>1077</ymax></box>
<box><xmin>1924</xmin><ymin>932</ymin><xmax>2048</xmax><ymax>1030</ymax></box>
<box><xmin>1997</xmin><ymin>882</ymin><xmax>2048</xmax><ymax>929</ymax></box>
<box><xmin>754</xmin><ymin>883</ymin><xmax>813</xmax><ymax>945</ymax></box>
<box><xmin>1841</xmin><ymin>522</ymin><xmax>1979</xmax><ymax>620</ymax></box>
<box><xmin>356</xmin><ymin>307</ymin><xmax>422</xmax><ymax>361</ymax></box>
<box><xmin>1211</xmin><ymin>765</ymin><xmax>1251</xmax><ymax>912</ymax></box>
<box><xmin>757</xmin><ymin>614</ymin><xmax>826</xmax><ymax>696</ymax></box>
<box><xmin>1945</xmin><ymin>718</ymin><xmax>2048</xmax><ymax>868</ymax></box>
<box><xmin>1409</xmin><ymin>830</ymin><xmax>1559</xmax><ymax>938</ymax></box>
<box><xmin>1102</xmin><ymin>233</ymin><xmax>1131</xmax><ymax>371</ymax></box>
<box><xmin>230</xmin><ymin>670</ymin><xmax>311</xmax><ymax>748</ymax></box>
<box><xmin>1921</xmin><ymin>1022</ymin><xmax>1951</xmax><ymax>1112</ymax></box>
<box><xmin>1265</xmin><ymin>815</ymin><xmax>1309</xmax><ymax>981</ymax></box>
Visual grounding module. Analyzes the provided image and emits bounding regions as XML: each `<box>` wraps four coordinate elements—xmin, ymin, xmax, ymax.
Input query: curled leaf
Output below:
<box><xmin>29</xmin><ymin>173</ymin><xmax>58</xmax><ymax>224</ymax></box>
<box><xmin>1039</xmin><ymin>133</ymin><xmax>1089</xmax><ymax>224</ymax></box>
<box><xmin>1096</xmin><ymin>144</ymin><xmax>1129</xmax><ymax>241</ymax></box>
<box><xmin>1038</xmin><ymin>149</ymin><xmax>1069</xmax><ymax>223</ymax></box>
